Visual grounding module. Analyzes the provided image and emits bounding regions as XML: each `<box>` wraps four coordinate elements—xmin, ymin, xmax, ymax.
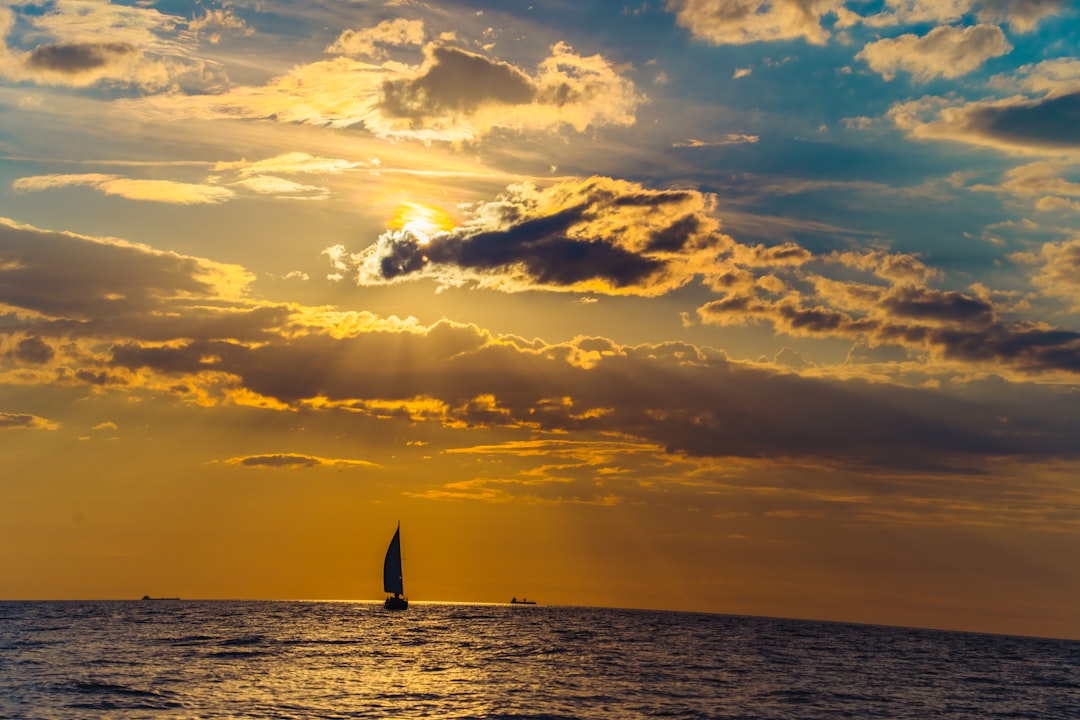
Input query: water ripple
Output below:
<box><xmin>0</xmin><ymin>601</ymin><xmax>1077</xmax><ymax>720</ymax></box>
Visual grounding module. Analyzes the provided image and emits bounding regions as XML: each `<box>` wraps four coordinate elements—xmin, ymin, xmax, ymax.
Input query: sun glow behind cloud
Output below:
<box><xmin>390</xmin><ymin>201</ymin><xmax>458</xmax><ymax>245</ymax></box>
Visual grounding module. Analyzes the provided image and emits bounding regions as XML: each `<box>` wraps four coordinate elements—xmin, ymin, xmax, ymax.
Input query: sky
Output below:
<box><xmin>1</xmin><ymin>0</ymin><xmax>1079</xmax><ymax>640</ymax></box>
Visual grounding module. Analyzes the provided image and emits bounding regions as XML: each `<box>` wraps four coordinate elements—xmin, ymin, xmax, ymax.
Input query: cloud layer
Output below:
<box><xmin>5</xmin><ymin>171</ymin><xmax>1080</xmax><ymax>479</ymax></box>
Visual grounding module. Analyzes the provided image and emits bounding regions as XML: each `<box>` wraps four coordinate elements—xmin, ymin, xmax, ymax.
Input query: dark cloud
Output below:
<box><xmin>109</xmin><ymin>340</ymin><xmax>242</xmax><ymax>376</ymax></box>
<box><xmin>73</xmin><ymin>369</ymin><xmax>124</xmax><ymax>386</ymax></box>
<box><xmin>621</xmin><ymin>362</ymin><xmax>998</xmax><ymax>469</ymax></box>
<box><xmin>737</xmin><ymin>242</ymin><xmax>813</xmax><ymax>267</ymax></box>
<box><xmin>424</xmin><ymin>221</ymin><xmax>666</xmax><ymax>289</ymax></box>
<box><xmin>10</xmin><ymin>336</ymin><xmax>54</xmax><ymax>364</ymax></box>
<box><xmin>0</xmin><ymin>412</ymin><xmax>36</xmax><ymax>428</ymax></box>
<box><xmin>226</xmin><ymin>453</ymin><xmax>378</xmax><ymax>468</ymax></box>
<box><xmin>0</xmin><ymin>219</ymin><xmax>250</xmax><ymax>322</ymax></box>
<box><xmin>964</xmin><ymin>91</ymin><xmax>1080</xmax><ymax>150</ymax></box>
<box><xmin>700</xmin><ymin>292</ymin><xmax>1080</xmax><ymax>375</ymax></box>
<box><xmin>100</xmin><ymin>318</ymin><xmax>1080</xmax><ymax>472</ymax></box>
<box><xmin>26</xmin><ymin>42</ymin><xmax>137</xmax><ymax>74</ymax></box>
<box><xmin>380</xmin><ymin>46</ymin><xmax>536</xmax><ymax>117</ymax></box>
<box><xmin>775</xmin><ymin>303</ymin><xmax>854</xmax><ymax>334</ymax></box>
<box><xmin>347</xmin><ymin>177</ymin><xmax>726</xmax><ymax>295</ymax></box>
<box><xmin>645</xmin><ymin>214</ymin><xmax>701</xmax><ymax>252</ymax></box>
<box><xmin>930</xmin><ymin>326</ymin><xmax>1080</xmax><ymax>371</ymax></box>
<box><xmin>233</xmin><ymin>454</ymin><xmax>322</xmax><ymax>468</ymax></box>
<box><xmin>384</xmin><ymin>205</ymin><xmax>589</xmax><ymax>278</ymax></box>
<box><xmin>0</xmin><ymin>412</ymin><xmax>56</xmax><ymax>430</ymax></box>
<box><xmin>882</xmin><ymin>287</ymin><xmax>996</xmax><ymax>326</ymax></box>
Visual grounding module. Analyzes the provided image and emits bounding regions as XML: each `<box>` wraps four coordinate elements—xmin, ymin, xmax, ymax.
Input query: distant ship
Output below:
<box><xmin>140</xmin><ymin>595</ymin><xmax>180</xmax><ymax>601</ymax></box>
<box><xmin>383</xmin><ymin>523</ymin><xmax>408</xmax><ymax>611</ymax></box>
<box><xmin>510</xmin><ymin>597</ymin><xmax>536</xmax><ymax>605</ymax></box>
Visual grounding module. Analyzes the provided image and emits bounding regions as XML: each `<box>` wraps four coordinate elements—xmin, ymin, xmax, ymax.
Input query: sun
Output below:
<box><xmin>390</xmin><ymin>202</ymin><xmax>456</xmax><ymax>245</ymax></box>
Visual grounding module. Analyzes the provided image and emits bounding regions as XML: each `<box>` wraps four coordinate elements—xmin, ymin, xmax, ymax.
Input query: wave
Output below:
<box><xmin>60</xmin><ymin>680</ymin><xmax>183</xmax><ymax>711</ymax></box>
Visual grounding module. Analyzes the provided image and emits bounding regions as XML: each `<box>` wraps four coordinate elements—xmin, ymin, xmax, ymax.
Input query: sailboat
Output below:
<box><xmin>383</xmin><ymin>523</ymin><xmax>408</xmax><ymax>610</ymax></box>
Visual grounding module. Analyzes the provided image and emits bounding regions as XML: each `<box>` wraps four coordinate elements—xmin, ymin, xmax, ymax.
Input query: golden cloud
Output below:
<box><xmin>857</xmin><ymin>24</ymin><xmax>1011</xmax><ymax>82</ymax></box>
<box><xmin>667</xmin><ymin>0</ymin><xmax>844</xmax><ymax>45</ymax></box>
<box><xmin>13</xmin><ymin>174</ymin><xmax>235</xmax><ymax>205</ymax></box>
<box><xmin>970</xmin><ymin>161</ymin><xmax>1080</xmax><ymax>211</ymax></box>
<box><xmin>130</xmin><ymin>41</ymin><xmax>642</xmax><ymax>142</ymax></box>
<box><xmin>326</xmin><ymin>18</ymin><xmax>426</xmax><ymax>58</ymax></box>
<box><xmin>0</xmin><ymin>2</ymin><xmax>221</xmax><ymax>90</ymax></box>
<box><xmin>0</xmin><ymin>411</ymin><xmax>59</xmax><ymax>430</ymax></box>
<box><xmin>225</xmin><ymin>453</ymin><xmax>379</xmax><ymax>469</ymax></box>
<box><xmin>1011</xmin><ymin>237</ymin><xmax>1080</xmax><ymax>311</ymax></box>
<box><xmin>888</xmin><ymin>93</ymin><xmax>1080</xmax><ymax>156</ymax></box>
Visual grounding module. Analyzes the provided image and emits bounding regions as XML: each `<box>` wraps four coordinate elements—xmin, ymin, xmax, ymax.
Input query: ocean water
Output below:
<box><xmin>1</xmin><ymin>601</ymin><xmax>1078</xmax><ymax>719</ymax></box>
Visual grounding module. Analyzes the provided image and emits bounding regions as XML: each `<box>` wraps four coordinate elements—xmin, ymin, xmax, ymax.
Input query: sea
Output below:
<box><xmin>1</xmin><ymin>601</ymin><xmax>1078</xmax><ymax>719</ymax></box>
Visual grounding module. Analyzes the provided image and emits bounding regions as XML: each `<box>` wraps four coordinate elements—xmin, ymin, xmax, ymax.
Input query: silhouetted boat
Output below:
<box><xmin>140</xmin><ymin>595</ymin><xmax>180</xmax><ymax>601</ymax></box>
<box><xmin>383</xmin><ymin>523</ymin><xmax>408</xmax><ymax>610</ymax></box>
<box><xmin>510</xmin><ymin>597</ymin><xmax>536</xmax><ymax>605</ymax></box>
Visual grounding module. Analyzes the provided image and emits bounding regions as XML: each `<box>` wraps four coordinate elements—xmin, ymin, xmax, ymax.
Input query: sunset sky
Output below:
<box><xmin>2</xmin><ymin>0</ymin><xmax>1080</xmax><ymax>640</ymax></box>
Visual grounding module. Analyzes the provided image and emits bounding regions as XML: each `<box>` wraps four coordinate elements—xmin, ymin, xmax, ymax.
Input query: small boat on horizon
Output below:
<box><xmin>140</xmin><ymin>595</ymin><xmax>180</xmax><ymax>601</ymax></box>
<box><xmin>383</xmin><ymin>523</ymin><xmax>408</xmax><ymax>611</ymax></box>
<box><xmin>510</xmin><ymin>597</ymin><xmax>536</xmax><ymax>605</ymax></box>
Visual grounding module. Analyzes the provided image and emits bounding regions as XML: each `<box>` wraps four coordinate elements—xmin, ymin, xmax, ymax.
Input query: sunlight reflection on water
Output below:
<box><xmin>1</xmin><ymin>601</ymin><xmax>1078</xmax><ymax>719</ymax></box>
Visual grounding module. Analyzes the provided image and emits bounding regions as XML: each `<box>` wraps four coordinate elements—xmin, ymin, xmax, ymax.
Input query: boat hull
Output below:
<box><xmin>384</xmin><ymin>595</ymin><xmax>409</xmax><ymax>611</ymax></box>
